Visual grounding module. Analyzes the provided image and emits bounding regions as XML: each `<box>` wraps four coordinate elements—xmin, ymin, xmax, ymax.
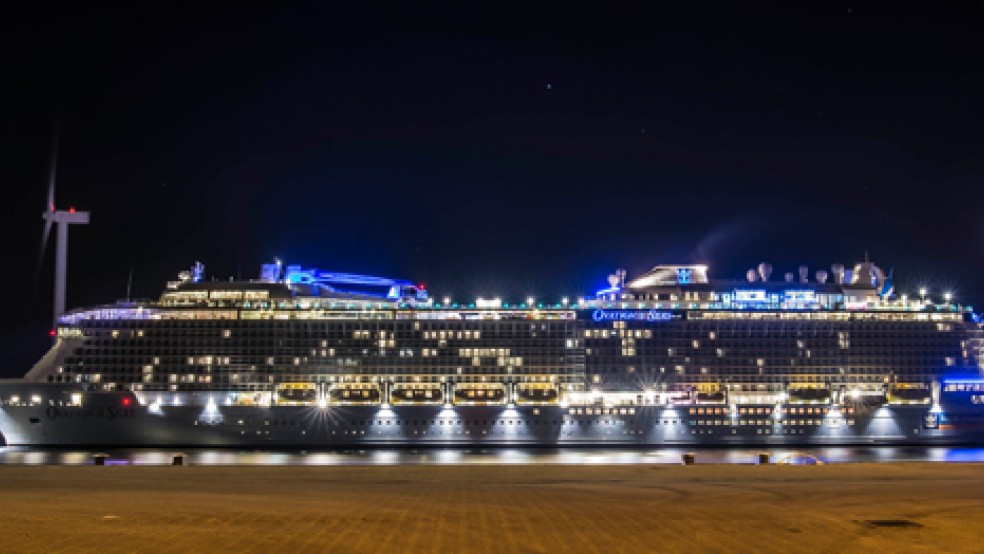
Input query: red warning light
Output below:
<box><xmin>69</xmin><ymin>207</ymin><xmax>76</xmax><ymax>213</ymax></box>
<box><xmin>122</xmin><ymin>397</ymin><xmax>132</xmax><ymax>407</ymax></box>
<box><xmin>48</xmin><ymin>329</ymin><xmax>57</xmax><ymax>337</ymax></box>
<box><xmin>417</xmin><ymin>283</ymin><xmax>426</xmax><ymax>290</ymax></box>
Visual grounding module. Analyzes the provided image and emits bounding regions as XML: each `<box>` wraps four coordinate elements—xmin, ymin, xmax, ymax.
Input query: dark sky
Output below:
<box><xmin>2</xmin><ymin>2</ymin><xmax>983</xmax><ymax>372</ymax></box>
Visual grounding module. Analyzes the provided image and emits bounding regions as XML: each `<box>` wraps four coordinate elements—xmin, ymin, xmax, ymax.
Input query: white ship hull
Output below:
<box><xmin>3</xmin><ymin>384</ymin><xmax>982</xmax><ymax>447</ymax></box>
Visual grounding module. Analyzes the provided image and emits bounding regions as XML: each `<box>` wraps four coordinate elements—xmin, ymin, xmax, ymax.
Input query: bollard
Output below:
<box><xmin>758</xmin><ymin>452</ymin><xmax>770</xmax><ymax>465</ymax></box>
<box><xmin>93</xmin><ymin>453</ymin><xmax>109</xmax><ymax>466</ymax></box>
<box><xmin>172</xmin><ymin>453</ymin><xmax>186</xmax><ymax>466</ymax></box>
<box><xmin>682</xmin><ymin>452</ymin><xmax>696</xmax><ymax>465</ymax></box>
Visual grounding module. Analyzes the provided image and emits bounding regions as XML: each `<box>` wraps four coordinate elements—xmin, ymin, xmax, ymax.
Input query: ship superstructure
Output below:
<box><xmin>2</xmin><ymin>259</ymin><xmax>983</xmax><ymax>447</ymax></box>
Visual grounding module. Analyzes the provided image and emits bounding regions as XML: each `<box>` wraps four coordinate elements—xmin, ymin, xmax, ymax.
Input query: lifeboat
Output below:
<box><xmin>787</xmin><ymin>385</ymin><xmax>831</xmax><ymax>404</ymax></box>
<box><xmin>391</xmin><ymin>386</ymin><xmax>443</xmax><ymax>405</ymax></box>
<box><xmin>516</xmin><ymin>386</ymin><xmax>559</xmax><ymax>405</ymax></box>
<box><xmin>453</xmin><ymin>384</ymin><xmax>506</xmax><ymax>405</ymax></box>
<box><xmin>694</xmin><ymin>383</ymin><xmax>725</xmax><ymax>404</ymax></box>
<box><xmin>695</xmin><ymin>391</ymin><xmax>726</xmax><ymax>404</ymax></box>
<box><xmin>329</xmin><ymin>386</ymin><xmax>381</xmax><ymax>405</ymax></box>
<box><xmin>887</xmin><ymin>383</ymin><xmax>932</xmax><ymax>404</ymax></box>
<box><xmin>275</xmin><ymin>383</ymin><xmax>317</xmax><ymax>405</ymax></box>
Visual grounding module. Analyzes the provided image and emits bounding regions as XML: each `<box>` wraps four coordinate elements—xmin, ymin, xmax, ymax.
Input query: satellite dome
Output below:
<box><xmin>757</xmin><ymin>262</ymin><xmax>773</xmax><ymax>282</ymax></box>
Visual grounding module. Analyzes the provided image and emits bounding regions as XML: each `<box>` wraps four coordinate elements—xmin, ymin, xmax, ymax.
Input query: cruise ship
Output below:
<box><xmin>2</xmin><ymin>258</ymin><xmax>984</xmax><ymax>447</ymax></box>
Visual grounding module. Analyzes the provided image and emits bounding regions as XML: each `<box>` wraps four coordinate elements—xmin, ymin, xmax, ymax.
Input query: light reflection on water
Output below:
<box><xmin>1</xmin><ymin>446</ymin><xmax>984</xmax><ymax>466</ymax></box>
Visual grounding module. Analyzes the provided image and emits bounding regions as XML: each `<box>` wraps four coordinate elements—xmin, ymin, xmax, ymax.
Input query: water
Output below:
<box><xmin>2</xmin><ymin>446</ymin><xmax>984</xmax><ymax>465</ymax></box>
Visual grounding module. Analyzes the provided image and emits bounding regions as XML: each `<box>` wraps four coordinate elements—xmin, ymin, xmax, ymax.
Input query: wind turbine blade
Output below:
<box><xmin>46</xmin><ymin>123</ymin><xmax>59</xmax><ymax>211</ymax></box>
<box><xmin>34</xmin><ymin>120</ymin><xmax>58</xmax><ymax>307</ymax></box>
<box><xmin>41</xmin><ymin>219</ymin><xmax>52</xmax><ymax>251</ymax></box>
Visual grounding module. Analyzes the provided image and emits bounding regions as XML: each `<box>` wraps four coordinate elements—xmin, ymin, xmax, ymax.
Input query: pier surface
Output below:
<box><xmin>2</xmin><ymin>462</ymin><xmax>983</xmax><ymax>553</ymax></box>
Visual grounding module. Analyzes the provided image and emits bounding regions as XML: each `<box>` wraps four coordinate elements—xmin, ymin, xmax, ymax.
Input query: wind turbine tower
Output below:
<box><xmin>40</xmin><ymin>130</ymin><xmax>89</xmax><ymax>326</ymax></box>
<box><xmin>43</xmin><ymin>208</ymin><xmax>89</xmax><ymax>324</ymax></box>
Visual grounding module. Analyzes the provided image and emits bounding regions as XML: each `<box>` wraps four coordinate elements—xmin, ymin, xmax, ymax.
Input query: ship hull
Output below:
<box><xmin>3</xmin><ymin>384</ymin><xmax>983</xmax><ymax>447</ymax></box>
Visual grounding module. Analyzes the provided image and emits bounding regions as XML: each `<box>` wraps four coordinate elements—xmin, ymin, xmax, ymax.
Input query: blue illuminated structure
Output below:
<box><xmin>591</xmin><ymin>309</ymin><xmax>673</xmax><ymax>322</ymax></box>
<box><xmin>733</xmin><ymin>290</ymin><xmax>768</xmax><ymax>303</ymax></box>
<box><xmin>878</xmin><ymin>268</ymin><xmax>895</xmax><ymax>299</ymax></box>
<box><xmin>943</xmin><ymin>378</ymin><xmax>984</xmax><ymax>385</ymax></box>
<box><xmin>284</xmin><ymin>265</ymin><xmax>425</xmax><ymax>301</ymax></box>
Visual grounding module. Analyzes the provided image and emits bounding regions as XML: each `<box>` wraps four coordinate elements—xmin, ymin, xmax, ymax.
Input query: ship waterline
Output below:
<box><xmin>2</xmin><ymin>259</ymin><xmax>983</xmax><ymax>446</ymax></box>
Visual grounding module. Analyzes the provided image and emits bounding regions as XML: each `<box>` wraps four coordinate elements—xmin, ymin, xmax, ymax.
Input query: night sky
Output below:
<box><xmin>3</xmin><ymin>2</ymin><xmax>983</xmax><ymax>373</ymax></box>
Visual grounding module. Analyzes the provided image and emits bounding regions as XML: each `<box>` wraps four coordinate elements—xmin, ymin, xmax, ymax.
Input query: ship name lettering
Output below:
<box><xmin>591</xmin><ymin>309</ymin><xmax>672</xmax><ymax>322</ymax></box>
<box><xmin>45</xmin><ymin>406</ymin><xmax>135</xmax><ymax>421</ymax></box>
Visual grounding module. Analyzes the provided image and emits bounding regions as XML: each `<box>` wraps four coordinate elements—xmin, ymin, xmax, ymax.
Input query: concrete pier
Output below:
<box><xmin>0</xmin><ymin>463</ymin><xmax>982</xmax><ymax>552</ymax></box>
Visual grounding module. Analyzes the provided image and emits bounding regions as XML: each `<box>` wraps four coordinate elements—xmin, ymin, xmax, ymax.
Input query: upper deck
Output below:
<box><xmin>56</xmin><ymin>258</ymin><xmax>972</xmax><ymax>327</ymax></box>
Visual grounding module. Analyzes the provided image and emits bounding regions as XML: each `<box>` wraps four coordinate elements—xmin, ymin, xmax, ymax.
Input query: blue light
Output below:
<box><xmin>592</xmin><ymin>309</ymin><xmax>673</xmax><ymax>322</ymax></box>
<box><xmin>734</xmin><ymin>290</ymin><xmax>768</xmax><ymax>303</ymax></box>
<box><xmin>283</xmin><ymin>265</ymin><xmax>421</xmax><ymax>301</ymax></box>
<box><xmin>286</xmin><ymin>266</ymin><xmax>413</xmax><ymax>287</ymax></box>
<box><xmin>783</xmin><ymin>290</ymin><xmax>816</xmax><ymax>303</ymax></box>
